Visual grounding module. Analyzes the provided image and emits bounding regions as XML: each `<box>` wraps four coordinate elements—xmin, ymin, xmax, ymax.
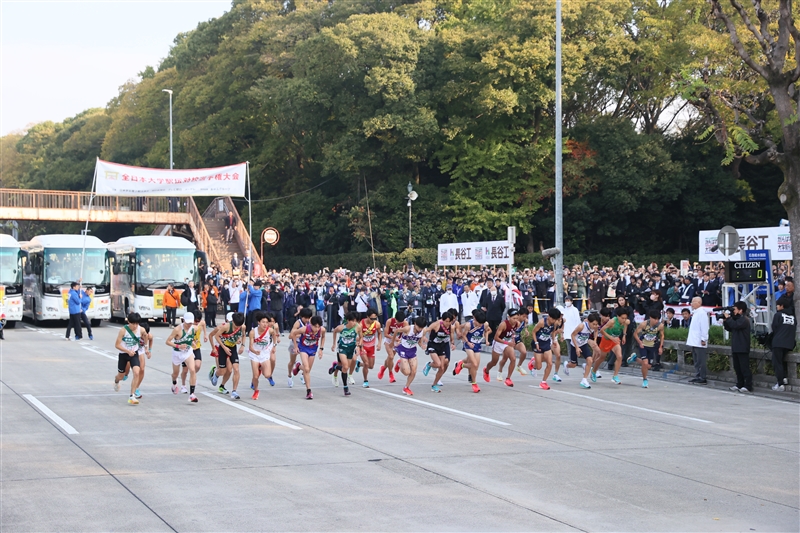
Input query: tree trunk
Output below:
<box><xmin>779</xmin><ymin>161</ymin><xmax>800</xmax><ymax>338</ymax></box>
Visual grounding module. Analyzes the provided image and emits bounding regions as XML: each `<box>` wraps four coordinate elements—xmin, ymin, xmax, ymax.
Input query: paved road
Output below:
<box><xmin>1</xmin><ymin>323</ymin><xmax>798</xmax><ymax>532</ymax></box>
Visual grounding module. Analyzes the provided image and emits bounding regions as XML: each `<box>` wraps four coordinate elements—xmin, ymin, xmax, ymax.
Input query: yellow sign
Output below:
<box><xmin>61</xmin><ymin>288</ymin><xmax>94</xmax><ymax>310</ymax></box>
<box><xmin>0</xmin><ymin>286</ymin><xmax>5</xmax><ymax>301</ymax></box>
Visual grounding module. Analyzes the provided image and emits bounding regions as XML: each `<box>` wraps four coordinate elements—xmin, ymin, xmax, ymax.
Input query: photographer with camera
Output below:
<box><xmin>722</xmin><ymin>302</ymin><xmax>752</xmax><ymax>393</ymax></box>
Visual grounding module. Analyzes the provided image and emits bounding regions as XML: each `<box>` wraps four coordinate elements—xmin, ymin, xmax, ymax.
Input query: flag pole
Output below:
<box><xmin>80</xmin><ymin>159</ymin><xmax>99</xmax><ymax>287</ymax></box>
<box><xmin>247</xmin><ymin>162</ymin><xmax>253</xmax><ymax>280</ymax></box>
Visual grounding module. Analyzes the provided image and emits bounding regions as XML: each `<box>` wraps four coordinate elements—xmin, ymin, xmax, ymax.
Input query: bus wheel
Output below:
<box><xmin>91</xmin><ymin>319</ymin><xmax>101</xmax><ymax>327</ymax></box>
<box><xmin>5</xmin><ymin>321</ymin><xmax>16</xmax><ymax>329</ymax></box>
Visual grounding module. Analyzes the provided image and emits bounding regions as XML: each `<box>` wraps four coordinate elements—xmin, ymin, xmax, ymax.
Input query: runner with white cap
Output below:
<box><xmin>180</xmin><ymin>313</ymin><xmax>207</xmax><ymax>393</ymax></box>
<box><xmin>166</xmin><ymin>311</ymin><xmax>199</xmax><ymax>403</ymax></box>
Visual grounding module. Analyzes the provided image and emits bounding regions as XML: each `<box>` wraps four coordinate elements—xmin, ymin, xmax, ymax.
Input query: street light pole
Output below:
<box><xmin>406</xmin><ymin>182</ymin><xmax>417</xmax><ymax>250</ymax></box>
<box><xmin>554</xmin><ymin>0</ymin><xmax>564</xmax><ymax>307</ymax></box>
<box><xmin>162</xmin><ymin>89</ymin><xmax>173</xmax><ymax>169</ymax></box>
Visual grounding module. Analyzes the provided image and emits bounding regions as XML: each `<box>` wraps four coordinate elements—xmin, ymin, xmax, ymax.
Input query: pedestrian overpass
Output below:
<box><xmin>0</xmin><ymin>188</ymin><xmax>264</xmax><ymax>276</ymax></box>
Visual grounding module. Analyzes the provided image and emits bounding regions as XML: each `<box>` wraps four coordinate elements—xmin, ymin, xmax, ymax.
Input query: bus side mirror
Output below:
<box><xmin>112</xmin><ymin>264</ymin><xmax>121</xmax><ymax>275</ymax></box>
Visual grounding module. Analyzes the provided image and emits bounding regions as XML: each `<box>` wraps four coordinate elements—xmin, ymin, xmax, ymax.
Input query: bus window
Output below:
<box><xmin>44</xmin><ymin>248</ymin><xmax>108</xmax><ymax>286</ymax></box>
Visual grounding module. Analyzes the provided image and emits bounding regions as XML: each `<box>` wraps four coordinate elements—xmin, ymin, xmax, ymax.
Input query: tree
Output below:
<box><xmin>686</xmin><ymin>0</ymin><xmax>800</xmax><ymax>322</ymax></box>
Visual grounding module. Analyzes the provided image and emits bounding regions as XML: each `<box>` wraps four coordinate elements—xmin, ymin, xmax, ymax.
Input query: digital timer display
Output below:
<box><xmin>729</xmin><ymin>260</ymin><xmax>768</xmax><ymax>283</ymax></box>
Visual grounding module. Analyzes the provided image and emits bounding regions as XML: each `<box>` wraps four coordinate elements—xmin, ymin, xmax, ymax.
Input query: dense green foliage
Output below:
<box><xmin>0</xmin><ymin>0</ymin><xmax>783</xmax><ymax>252</ymax></box>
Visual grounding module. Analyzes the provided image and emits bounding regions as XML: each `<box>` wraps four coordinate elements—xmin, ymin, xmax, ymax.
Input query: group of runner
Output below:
<box><xmin>113</xmin><ymin>295</ymin><xmax>664</xmax><ymax>405</ymax></box>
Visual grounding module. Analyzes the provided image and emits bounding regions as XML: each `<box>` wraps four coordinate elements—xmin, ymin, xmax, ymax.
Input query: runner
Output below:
<box><xmin>116</xmin><ymin>320</ymin><xmax>153</xmax><ymax>400</ymax></box>
<box><xmin>392</xmin><ymin>315</ymin><xmax>428</xmax><ymax>396</ymax></box>
<box><xmin>591</xmin><ymin>307</ymin><xmax>630</xmax><ymax>385</ymax></box>
<box><xmin>483</xmin><ymin>310</ymin><xmax>520</xmax><ymax>387</ymax></box>
<box><xmin>549</xmin><ymin>314</ymin><xmax>566</xmax><ymax>383</ymax></box>
<box><xmin>422</xmin><ymin>311</ymin><xmax>455</xmax><ymax>393</ymax></box>
<box><xmin>329</xmin><ymin>312</ymin><xmax>363</xmax><ymax>396</ymax></box>
<box><xmin>166</xmin><ymin>312</ymin><xmax>199</xmax><ymax>403</ymax></box>
<box><xmin>453</xmin><ymin>309</ymin><xmax>491</xmax><ymax>393</ymax></box>
<box><xmin>113</xmin><ymin>312</ymin><xmax>144</xmax><ymax>405</ymax></box>
<box><xmin>356</xmin><ymin>309</ymin><xmax>382</xmax><ymax>388</ymax></box>
<box><xmin>289</xmin><ymin>315</ymin><xmax>325</xmax><ymax>399</ymax></box>
<box><xmin>529</xmin><ymin>308</ymin><xmax>562</xmax><ymax>390</ymax></box>
<box><xmin>499</xmin><ymin>311</ymin><xmax>529</xmax><ymax>377</ymax></box>
<box><xmin>180</xmin><ymin>313</ymin><xmax>207</xmax><ymax>393</ymax></box>
<box><xmin>587</xmin><ymin>308</ymin><xmax>612</xmax><ymax>382</ymax></box>
<box><xmin>248</xmin><ymin>311</ymin><xmax>279</xmax><ymax>400</ymax></box>
<box><xmin>628</xmin><ymin>309</ymin><xmax>664</xmax><ymax>388</ymax></box>
<box><xmin>208</xmin><ymin>312</ymin><xmax>246</xmax><ymax>398</ymax></box>
<box><xmin>378</xmin><ymin>310</ymin><xmax>406</xmax><ymax>384</ymax></box>
<box><xmin>565</xmin><ymin>312</ymin><xmax>600</xmax><ymax>389</ymax></box>
<box><xmin>288</xmin><ymin>308</ymin><xmax>313</xmax><ymax>388</ymax></box>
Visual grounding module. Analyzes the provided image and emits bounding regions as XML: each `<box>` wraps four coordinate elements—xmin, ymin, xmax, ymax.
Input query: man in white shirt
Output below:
<box><xmin>462</xmin><ymin>286</ymin><xmax>479</xmax><ymax>319</ymax></box>
<box><xmin>439</xmin><ymin>285</ymin><xmax>459</xmax><ymax>316</ymax></box>
<box><xmin>229</xmin><ymin>279</ymin><xmax>241</xmax><ymax>314</ymax></box>
<box><xmin>686</xmin><ymin>296</ymin><xmax>710</xmax><ymax>385</ymax></box>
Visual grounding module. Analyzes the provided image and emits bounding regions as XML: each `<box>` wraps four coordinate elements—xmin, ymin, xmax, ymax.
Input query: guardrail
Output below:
<box><xmin>204</xmin><ymin>196</ymin><xmax>266</xmax><ymax>278</ymax></box>
<box><xmin>0</xmin><ymin>188</ymin><xmax>187</xmax><ymax>213</ymax></box>
<box><xmin>186</xmin><ymin>197</ymin><xmax>221</xmax><ymax>270</ymax></box>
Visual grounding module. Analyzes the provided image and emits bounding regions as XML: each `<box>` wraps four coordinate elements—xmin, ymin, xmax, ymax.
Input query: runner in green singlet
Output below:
<box><xmin>330</xmin><ymin>312</ymin><xmax>363</xmax><ymax>396</ymax></box>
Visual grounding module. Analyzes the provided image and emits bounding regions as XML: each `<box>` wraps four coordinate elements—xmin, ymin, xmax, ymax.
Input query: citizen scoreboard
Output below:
<box><xmin>728</xmin><ymin>260</ymin><xmax>768</xmax><ymax>283</ymax></box>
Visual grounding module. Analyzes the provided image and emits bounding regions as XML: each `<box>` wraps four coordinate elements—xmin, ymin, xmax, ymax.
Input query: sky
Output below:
<box><xmin>1</xmin><ymin>0</ymin><xmax>231</xmax><ymax>136</ymax></box>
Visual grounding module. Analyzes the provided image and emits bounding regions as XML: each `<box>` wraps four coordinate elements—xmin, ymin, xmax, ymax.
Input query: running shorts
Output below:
<box><xmin>534</xmin><ymin>340</ymin><xmax>552</xmax><ymax>354</ymax></box>
<box><xmin>492</xmin><ymin>340</ymin><xmax>510</xmax><ymax>355</ymax></box>
<box><xmin>397</xmin><ymin>345</ymin><xmax>417</xmax><ymax>359</ymax></box>
<box><xmin>182</xmin><ymin>348</ymin><xmax>202</xmax><ymax>367</ymax></box>
<box><xmin>299</xmin><ymin>345</ymin><xmax>318</xmax><ymax>358</ymax></box>
<box><xmin>248</xmin><ymin>350</ymin><xmax>269</xmax><ymax>364</ymax></box>
<box><xmin>568</xmin><ymin>343</ymin><xmax>592</xmax><ymax>364</ymax></box>
<box><xmin>172</xmin><ymin>348</ymin><xmax>192</xmax><ymax>366</ymax></box>
<box><xmin>117</xmin><ymin>352</ymin><xmax>140</xmax><ymax>374</ymax></box>
<box><xmin>427</xmin><ymin>342</ymin><xmax>450</xmax><ymax>359</ymax></box>
<box><xmin>363</xmin><ymin>344</ymin><xmax>376</xmax><ymax>358</ymax></box>
<box><xmin>338</xmin><ymin>346</ymin><xmax>357</xmax><ymax>360</ymax></box>
<box><xmin>640</xmin><ymin>346</ymin><xmax>657</xmax><ymax>363</ymax></box>
<box><xmin>464</xmin><ymin>341</ymin><xmax>482</xmax><ymax>353</ymax></box>
<box><xmin>217</xmin><ymin>346</ymin><xmax>239</xmax><ymax>368</ymax></box>
<box><xmin>599</xmin><ymin>337</ymin><xmax>617</xmax><ymax>353</ymax></box>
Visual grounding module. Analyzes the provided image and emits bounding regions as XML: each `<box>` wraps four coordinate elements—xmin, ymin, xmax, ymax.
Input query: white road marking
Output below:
<box><xmin>82</xmin><ymin>346</ymin><xmax>116</xmax><ymax>360</ymax></box>
<box><xmin>37</xmin><ymin>392</ymin><xmax>174</xmax><ymax>398</ymax></box>
<box><xmin>23</xmin><ymin>394</ymin><xmax>79</xmax><ymax>434</ymax></box>
<box><xmin>547</xmin><ymin>389</ymin><xmax>713</xmax><ymax>424</ymax></box>
<box><xmin>105</xmin><ymin>325</ymin><xmax>121</xmax><ymax>330</ymax></box>
<box><xmin>200</xmin><ymin>392</ymin><xmax>302</xmax><ymax>430</ymax></box>
<box><xmin>23</xmin><ymin>325</ymin><xmax>37</xmax><ymax>331</ymax></box>
<box><xmin>367</xmin><ymin>388</ymin><xmax>511</xmax><ymax>426</ymax></box>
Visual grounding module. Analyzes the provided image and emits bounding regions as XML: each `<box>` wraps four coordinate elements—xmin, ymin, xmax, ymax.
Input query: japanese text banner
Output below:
<box><xmin>698</xmin><ymin>226</ymin><xmax>792</xmax><ymax>261</ymax></box>
<box><xmin>94</xmin><ymin>159</ymin><xmax>247</xmax><ymax>197</ymax></box>
<box><xmin>438</xmin><ymin>240</ymin><xmax>514</xmax><ymax>266</ymax></box>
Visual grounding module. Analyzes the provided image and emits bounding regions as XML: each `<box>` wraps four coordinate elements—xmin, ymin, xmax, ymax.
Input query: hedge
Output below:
<box><xmin>260</xmin><ymin>249</ymin><xmax>695</xmax><ymax>274</ymax></box>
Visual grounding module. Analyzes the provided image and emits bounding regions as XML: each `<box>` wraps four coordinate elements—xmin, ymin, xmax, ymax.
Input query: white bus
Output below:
<box><xmin>0</xmin><ymin>234</ymin><xmax>24</xmax><ymax>327</ymax></box>
<box><xmin>21</xmin><ymin>235</ymin><xmax>112</xmax><ymax>325</ymax></box>
<box><xmin>107</xmin><ymin>236</ymin><xmax>207</xmax><ymax>321</ymax></box>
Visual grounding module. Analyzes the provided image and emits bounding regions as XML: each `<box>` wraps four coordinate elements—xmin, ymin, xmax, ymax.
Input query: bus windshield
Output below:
<box><xmin>136</xmin><ymin>248</ymin><xmax>194</xmax><ymax>286</ymax></box>
<box><xmin>44</xmin><ymin>248</ymin><xmax>108</xmax><ymax>286</ymax></box>
<box><xmin>0</xmin><ymin>248</ymin><xmax>21</xmax><ymax>286</ymax></box>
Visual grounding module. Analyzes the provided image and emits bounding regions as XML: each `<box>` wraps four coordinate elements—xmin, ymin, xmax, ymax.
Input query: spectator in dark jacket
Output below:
<box><xmin>771</xmin><ymin>297</ymin><xmax>796</xmax><ymax>392</ymax></box>
<box><xmin>723</xmin><ymin>301</ymin><xmax>752</xmax><ymax>393</ymax></box>
<box><xmin>269</xmin><ymin>285</ymin><xmax>284</xmax><ymax>333</ymax></box>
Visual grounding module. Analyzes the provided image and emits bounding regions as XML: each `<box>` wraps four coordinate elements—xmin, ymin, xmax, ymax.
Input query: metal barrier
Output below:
<box><xmin>0</xmin><ymin>188</ymin><xmax>186</xmax><ymax>213</ymax></box>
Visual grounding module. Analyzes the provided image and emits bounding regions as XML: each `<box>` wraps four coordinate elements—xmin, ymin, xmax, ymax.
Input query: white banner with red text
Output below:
<box><xmin>698</xmin><ymin>226</ymin><xmax>792</xmax><ymax>261</ymax></box>
<box><xmin>94</xmin><ymin>159</ymin><xmax>247</xmax><ymax>197</ymax></box>
<box><xmin>438</xmin><ymin>240</ymin><xmax>514</xmax><ymax>266</ymax></box>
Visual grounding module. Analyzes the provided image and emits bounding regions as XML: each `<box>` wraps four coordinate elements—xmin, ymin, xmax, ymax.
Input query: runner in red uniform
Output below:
<box><xmin>357</xmin><ymin>309</ymin><xmax>382</xmax><ymax>388</ymax></box>
<box><xmin>378</xmin><ymin>310</ymin><xmax>406</xmax><ymax>383</ymax></box>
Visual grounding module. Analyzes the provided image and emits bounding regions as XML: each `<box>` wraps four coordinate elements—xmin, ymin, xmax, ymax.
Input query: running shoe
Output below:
<box><xmin>394</xmin><ymin>361</ymin><xmax>400</xmax><ymax>373</ymax></box>
<box><xmin>627</xmin><ymin>352</ymin><xmax>638</xmax><ymax>364</ymax></box>
<box><xmin>189</xmin><ymin>393</ymin><xmax>198</xmax><ymax>403</ymax></box>
<box><xmin>209</xmin><ymin>366</ymin><xmax>216</xmax><ymax>382</ymax></box>
<box><xmin>211</xmin><ymin>372</ymin><xmax>219</xmax><ymax>387</ymax></box>
<box><xmin>539</xmin><ymin>381</ymin><xmax>550</xmax><ymax>390</ymax></box>
<box><xmin>378</xmin><ymin>365</ymin><xmax>386</xmax><ymax>380</ymax></box>
<box><xmin>596</xmin><ymin>371</ymin><xmax>603</xmax><ymax>379</ymax></box>
<box><xmin>344</xmin><ymin>389</ymin><xmax>351</xmax><ymax>396</ymax></box>
<box><xmin>267</xmin><ymin>377</ymin><xmax>275</xmax><ymax>387</ymax></box>
<box><xmin>89</xmin><ymin>335</ymin><xmax>94</xmax><ymax>341</ymax></box>
<box><xmin>437</xmin><ymin>380</ymin><xmax>444</xmax><ymax>387</ymax></box>
<box><xmin>348</xmin><ymin>374</ymin><xmax>355</xmax><ymax>386</ymax></box>
<box><xmin>332</xmin><ymin>373</ymin><xmax>339</xmax><ymax>387</ymax></box>
<box><xmin>250</xmin><ymin>381</ymin><xmax>255</xmax><ymax>390</ymax></box>
<box><xmin>504</xmin><ymin>378</ymin><xmax>514</xmax><ymax>387</ymax></box>
<box><xmin>122</xmin><ymin>375</ymin><xmax>128</xmax><ymax>381</ymax></box>
<box><xmin>482</xmin><ymin>367</ymin><xmax>490</xmax><ymax>383</ymax></box>
<box><xmin>642</xmin><ymin>379</ymin><xmax>648</xmax><ymax>388</ymax></box>
<box><xmin>431</xmin><ymin>385</ymin><xmax>441</xmax><ymax>393</ymax></box>
<box><xmin>531</xmin><ymin>367</ymin><xmax>538</xmax><ymax>379</ymax></box>
<box><xmin>252</xmin><ymin>390</ymin><xmax>260</xmax><ymax>400</ymax></box>
<box><xmin>590</xmin><ymin>371</ymin><xmax>597</xmax><ymax>383</ymax></box>
<box><xmin>328</xmin><ymin>362</ymin><xmax>337</xmax><ymax>375</ymax></box>
<box><xmin>612</xmin><ymin>375</ymin><xmax>621</xmax><ymax>385</ymax></box>
<box><xmin>134</xmin><ymin>389</ymin><xmax>142</xmax><ymax>399</ymax></box>
<box><xmin>563</xmin><ymin>361</ymin><xmax>570</xmax><ymax>376</ymax></box>
<box><xmin>231</xmin><ymin>391</ymin><xmax>240</xmax><ymax>400</ymax></box>
<box><xmin>772</xmin><ymin>383</ymin><xmax>785</xmax><ymax>392</ymax></box>
<box><xmin>389</xmin><ymin>373</ymin><xmax>396</xmax><ymax>383</ymax></box>
<box><xmin>527</xmin><ymin>359</ymin><xmax>535</xmax><ymax>371</ymax></box>
<box><xmin>128</xmin><ymin>396</ymin><xmax>139</xmax><ymax>405</ymax></box>
<box><xmin>496</xmin><ymin>371</ymin><xmax>503</xmax><ymax>382</ymax></box>
<box><xmin>471</xmin><ymin>383</ymin><xmax>481</xmax><ymax>393</ymax></box>
<box><xmin>114</xmin><ymin>379</ymin><xmax>120</xmax><ymax>392</ymax></box>
<box><xmin>362</xmin><ymin>381</ymin><xmax>370</xmax><ymax>388</ymax></box>
<box><xmin>288</xmin><ymin>376</ymin><xmax>294</xmax><ymax>388</ymax></box>
<box><xmin>306</xmin><ymin>391</ymin><xmax>313</xmax><ymax>400</ymax></box>
<box><xmin>218</xmin><ymin>385</ymin><xmax>229</xmax><ymax>394</ymax></box>
<box><xmin>581</xmin><ymin>363</ymin><xmax>586</xmax><ymax>370</ymax></box>
<box><xmin>402</xmin><ymin>387</ymin><xmax>413</xmax><ymax>396</ymax></box>
<box><xmin>516</xmin><ymin>365</ymin><xmax>528</xmax><ymax>376</ymax></box>
<box><xmin>552</xmin><ymin>374</ymin><xmax>562</xmax><ymax>383</ymax></box>
<box><xmin>299</xmin><ymin>374</ymin><xmax>305</xmax><ymax>385</ymax></box>
<box><xmin>580</xmin><ymin>378</ymin><xmax>591</xmax><ymax>389</ymax></box>
<box><xmin>355</xmin><ymin>361</ymin><xmax>362</xmax><ymax>372</ymax></box>
<box><xmin>729</xmin><ymin>385</ymin><xmax>741</xmax><ymax>392</ymax></box>
<box><xmin>292</xmin><ymin>362</ymin><xmax>301</xmax><ymax>376</ymax></box>
<box><xmin>454</xmin><ymin>360</ymin><xmax>464</xmax><ymax>375</ymax></box>
<box><xmin>423</xmin><ymin>362</ymin><xmax>432</xmax><ymax>376</ymax></box>
<box><xmin>171</xmin><ymin>384</ymin><xmax>179</xmax><ymax>394</ymax></box>
<box><xmin>180</xmin><ymin>386</ymin><xmax>188</xmax><ymax>394</ymax></box>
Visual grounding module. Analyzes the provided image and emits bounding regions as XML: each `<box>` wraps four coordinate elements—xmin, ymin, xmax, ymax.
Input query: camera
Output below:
<box><xmin>712</xmin><ymin>306</ymin><xmax>735</xmax><ymax>320</ymax></box>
